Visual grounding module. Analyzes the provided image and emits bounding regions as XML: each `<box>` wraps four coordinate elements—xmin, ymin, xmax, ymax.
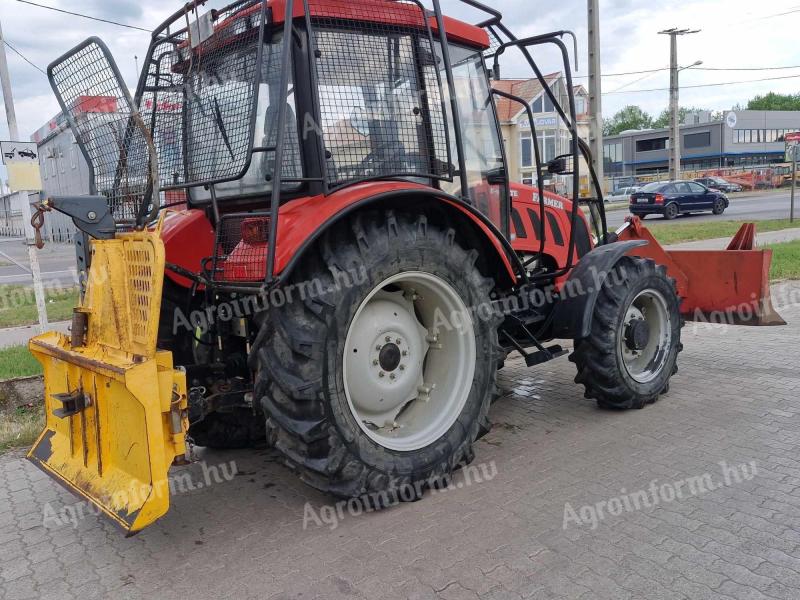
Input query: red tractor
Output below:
<box><xmin>29</xmin><ymin>0</ymin><xmax>783</xmax><ymax>533</ymax></box>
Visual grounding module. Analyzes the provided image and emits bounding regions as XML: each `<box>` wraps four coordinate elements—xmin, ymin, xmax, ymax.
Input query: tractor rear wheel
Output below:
<box><xmin>251</xmin><ymin>210</ymin><xmax>501</xmax><ymax>499</ymax></box>
<box><xmin>570</xmin><ymin>256</ymin><xmax>683</xmax><ymax>410</ymax></box>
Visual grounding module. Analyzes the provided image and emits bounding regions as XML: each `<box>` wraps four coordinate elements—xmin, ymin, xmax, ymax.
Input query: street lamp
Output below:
<box><xmin>679</xmin><ymin>60</ymin><xmax>703</xmax><ymax>71</ymax></box>
<box><xmin>658</xmin><ymin>28</ymin><xmax>701</xmax><ymax>180</ymax></box>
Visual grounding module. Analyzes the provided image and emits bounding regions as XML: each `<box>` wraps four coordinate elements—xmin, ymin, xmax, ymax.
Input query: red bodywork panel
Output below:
<box><xmin>507</xmin><ymin>183</ymin><xmax>594</xmax><ymax>287</ymax></box>
<box><xmin>161</xmin><ymin>209</ymin><xmax>216</xmax><ymax>288</ymax></box>
<box><xmin>214</xmin><ymin>0</ymin><xmax>489</xmax><ymax>50</ymax></box>
<box><xmin>162</xmin><ymin>182</ymin><xmax>515</xmax><ymax>287</ymax></box>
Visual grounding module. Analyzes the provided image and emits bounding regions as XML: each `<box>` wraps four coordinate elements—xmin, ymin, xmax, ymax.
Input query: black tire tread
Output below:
<box><xmin>570</xmin><ymin>256</ymin><xmax>683</xmax><ymax>410</ymax></box>
<box><xmin>252</xmin><ymin>210</ymin><xmax>502</xmax><ymax>498</ymax></box>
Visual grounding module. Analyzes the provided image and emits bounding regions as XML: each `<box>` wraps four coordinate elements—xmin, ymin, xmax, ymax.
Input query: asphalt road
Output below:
<box><xmin>604</xmin><ymin>189</ymin><xmax>797</xmax><ymax>229</ymax></box>
<box><xmin>0</xmin><ymin>190</ymin><xmax>794</xmax><ymax>286</ymax></box>
<box><xmin>0</xmin><ymin>239</ymin><xmax>78</xmax><ymax>287</ymax></box>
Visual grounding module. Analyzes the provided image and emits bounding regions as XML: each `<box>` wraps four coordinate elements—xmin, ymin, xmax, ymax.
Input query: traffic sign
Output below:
<box><xmin>0</xmin><ymin>140</ymin><xmax>39</xmax><ymax>164</ymax></box>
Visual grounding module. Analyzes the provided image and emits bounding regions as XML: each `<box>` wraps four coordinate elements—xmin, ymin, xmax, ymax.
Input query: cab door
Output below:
<box><xmin>440</xmin><ymin>44</ymin><xmax>509</xmax><ymax>237</ymax></box>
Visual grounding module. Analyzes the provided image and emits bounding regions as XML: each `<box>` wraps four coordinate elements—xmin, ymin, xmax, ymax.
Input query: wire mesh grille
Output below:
<box><xmin>123</xmin><ymin>240</ymin><xmax>157</xmax><ymax>346</ymax></box>
<box><xmin>484</xmin><ymin>26</ymin><xmax>504</xmax><ymax>59</ymax></box>
<box><xmin>211</xmin><ymin>213</ymin><xmax>270</xmax><ymax>283</ymax></box>
<box><xmin>49</xmin><ymin>39</ymin><xmax>154</xmax><ymax>224</ymax></box>
<box><xmin>309</xmin><ymin>0</ymin><xmax>452</xmax><ymax>188</ymax></box>
<box><xmin>139</xmin><ymin>0</ymin><xmax>268</xmax><ymax>189</ymax></box>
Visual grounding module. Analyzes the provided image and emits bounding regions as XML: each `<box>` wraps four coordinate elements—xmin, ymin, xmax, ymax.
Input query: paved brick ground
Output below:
<box><xmin>1</xmin><ymin>282</ymin><xmax>799</xmax><ymax>600</ymax></box>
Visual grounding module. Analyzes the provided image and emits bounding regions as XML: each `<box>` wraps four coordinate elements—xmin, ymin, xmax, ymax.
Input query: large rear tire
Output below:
<box><xmin>570</xmin><ymin>256</ymin><xmax>683</xmax><ymax>410</ymax></box>
<box><xmin>251</xmin><ymin>210</ymin><xmax>501</xmax><ymax>498</ymax></box>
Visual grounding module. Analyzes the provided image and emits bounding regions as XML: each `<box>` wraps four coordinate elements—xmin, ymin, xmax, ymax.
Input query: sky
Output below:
<box><xmin>1</xmin><ymin>0</ymin><xmax>800</xmax><ymax>180</ymax></box>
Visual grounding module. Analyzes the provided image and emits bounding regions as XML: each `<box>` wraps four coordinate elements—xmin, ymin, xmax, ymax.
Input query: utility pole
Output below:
<box><xmin>789</xmin><ymin>145</ymin><xmax>800</xmax><ymax>223</ymax></box>
<box><xmin>658</xmin><ymin>28</ymin><xmax>699</xmax><ymax>181</ymax></box>
<box><xmin>0</xmin><ymin>18</ymin><xmax>49</xmax><ymax>332</ymax></box>
<box><xmin>587</xmin><ymin>0</ymin><xmax>604</xmax><ymax>191</ymax></box>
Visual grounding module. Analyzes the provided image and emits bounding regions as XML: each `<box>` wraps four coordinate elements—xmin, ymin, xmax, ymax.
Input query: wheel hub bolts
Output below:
<box><xmin>624</xmin><ymin>318</ymin><xmax>650</xmax><ymax>351</ymax></box>
<box><xmin>378</xmin><ymin>342</ymin><xmax>402</xmax><ymax>372</ymax></box>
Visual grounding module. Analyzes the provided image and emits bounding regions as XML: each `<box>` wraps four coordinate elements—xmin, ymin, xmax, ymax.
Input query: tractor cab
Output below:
<box><xmin>138</xmin><ymin>0</ymin><xmax>511</xmax><ymax>236</ymax></box>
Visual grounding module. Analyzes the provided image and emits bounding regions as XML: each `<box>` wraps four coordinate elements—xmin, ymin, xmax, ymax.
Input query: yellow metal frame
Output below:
<box><xmin>28</xmin><ymin>217</ymin><xmax>188</xmax><ymax>535</ymax></box>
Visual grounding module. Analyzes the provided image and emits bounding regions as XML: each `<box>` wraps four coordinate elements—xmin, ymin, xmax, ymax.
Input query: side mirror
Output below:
<box><xmin>546</xmin><ymin>156</ymin><xmax>570</xmax><ymax>175</ymax></box>
<box><xmin>486</xmin><ymin>166</ymin><xmax>507</xmax><ymax>185</ymax></box>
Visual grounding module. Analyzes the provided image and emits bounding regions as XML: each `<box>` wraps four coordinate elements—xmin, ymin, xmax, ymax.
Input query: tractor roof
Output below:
<box><xmin>223</xmin><ymin>0</ymin><xmax>490</xmax><ymax>49</ymax></box>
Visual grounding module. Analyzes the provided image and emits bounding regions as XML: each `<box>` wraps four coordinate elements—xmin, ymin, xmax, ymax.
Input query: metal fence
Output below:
<box><xmin>0</xmin><ymin>193</ymin><xmax>77</xmax><ymax>243</ymax></box>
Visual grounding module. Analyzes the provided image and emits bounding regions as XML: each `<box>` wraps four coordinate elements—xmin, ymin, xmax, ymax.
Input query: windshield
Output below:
<box><xmin>193</xmin><ymin>34</ymin><xmax>302</xmax><ymax>202</ymax></box>
<box><xmin>640</xmin><ymin>182</ymin><xmax>666</xmax><ymax>192</ymax></box>
<box><xmin>137</xmin><ymin>1</ymin><xmax>302</xmax><ymax>203</ymax></box>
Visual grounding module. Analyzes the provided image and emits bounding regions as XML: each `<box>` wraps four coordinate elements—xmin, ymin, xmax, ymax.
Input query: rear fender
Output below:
<box><xmin>550</xmin><ymin>240</ymin><xmax>648</xmax><ymax>339</ymax></box>
<box><xmin>273</xmin><ymin>184</ymin><xmax>519</xmax><ymax>287</ymax></box>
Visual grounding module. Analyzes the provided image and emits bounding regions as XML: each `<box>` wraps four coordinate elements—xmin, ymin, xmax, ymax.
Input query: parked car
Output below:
<box><xmin>606</xmin><ymin>186</ymin><xmax>640</xmax><ymax>203</ymax></box>
<box><xmin>630</xmin><ymin>180</ymin><xmax>729</xmax><ymax>220</ymax></box>
<box><xmin>694</xmin><ymin>176</ymin><xmax>742</xmax><ymax>194</ymax></box>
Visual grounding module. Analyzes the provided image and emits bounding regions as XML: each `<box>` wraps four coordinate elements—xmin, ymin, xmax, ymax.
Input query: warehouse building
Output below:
<box><xmin>603</xmin><ymin>110</ymin><xmax>800</xmax><ymax>177</ymax></box>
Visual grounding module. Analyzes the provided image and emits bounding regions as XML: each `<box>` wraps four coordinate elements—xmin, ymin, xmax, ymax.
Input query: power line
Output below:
<box><xmin>2</xmin><ymin>40</ymin><xmax>45</xmax><ymax>75</ymax></box>
<box><xmin>697</xmin><ymin>65</ymin><xmax>800</xmax><ymax>71</ymax></box>
<box><xmin>574</xmin><ymin>64</ymin><xmax>800</xmax><ymax>81</ymax></box>
<box><xmin>574</xmin><ymin>67</ymin><xmax>668</xmax><ymax>80</ymax></box>
<box><xmin>603</xmin><ymin>73</ymin><xmax>800</xmax><ymax>94</ymax></box>
<box><xmin>14</xmin><ymin>0</ymin><xmax>151</xmax><ymax>32</ymax></box>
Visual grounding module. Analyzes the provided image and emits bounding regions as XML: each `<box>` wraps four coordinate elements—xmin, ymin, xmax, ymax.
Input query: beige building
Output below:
<box><xmin>492</xmin><ymin>75</ymin><xmax>591</xmax><ymax>196</ymax></box>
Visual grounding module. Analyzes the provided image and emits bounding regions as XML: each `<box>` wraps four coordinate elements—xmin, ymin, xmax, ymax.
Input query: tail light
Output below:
<box><xmin>241</xmin><ymin>217</ymin><xmax>270</xmax><ymax>244</ymax></box>
<box><xmin>654</xmin><ymin>194</ymin><xmax>665</xmax><ymax>205</ymax></box>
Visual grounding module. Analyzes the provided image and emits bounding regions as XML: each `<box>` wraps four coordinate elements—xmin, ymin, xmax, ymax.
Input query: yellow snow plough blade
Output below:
<box><xmin>27</xmin><ymin>224</ymin><xmax>188</xmax><ymax>535</ymax></box>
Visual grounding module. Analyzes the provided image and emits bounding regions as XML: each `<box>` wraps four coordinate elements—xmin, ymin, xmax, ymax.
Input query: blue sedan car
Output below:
<box><xmin>629</xmin><ymin>180</ymin><xmax>729</xmax><ymax>220</ymax></box>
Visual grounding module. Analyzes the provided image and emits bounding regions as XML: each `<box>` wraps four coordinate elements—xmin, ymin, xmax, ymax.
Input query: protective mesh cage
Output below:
<box><xmin>308</xmin><ymin>0</ymin><xmax>453</xmax><ymax>188</ymax></box>
<box><xmin>210</xmin><ymin>212</ymin><xmax>270</xmax><ymax>283</ymax></box>
<box><xmin>138</xmin><ymin>0</ymin><xmax>267</xmax><ymax>189</ymax></box>
<box><xmin>49</xmin><ymin>39</ymin><xmax>154</xmax><ymax>224</ymax></box>
<box><xmin>484</xmin><ymin>26</ymin><xmax>504</xmax><ymax>60</ymax></box>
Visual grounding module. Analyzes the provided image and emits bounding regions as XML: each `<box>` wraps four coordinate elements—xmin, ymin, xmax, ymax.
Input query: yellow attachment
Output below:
<box><xmin>28</xmin><ymin>223</ymin><xmax>188</xmax><ymax>535</ymax></box>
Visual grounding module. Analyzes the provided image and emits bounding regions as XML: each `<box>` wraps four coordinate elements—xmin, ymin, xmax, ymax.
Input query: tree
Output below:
<box><xmin>603</xmin><ymin>106</ymin><xmax>653</xmax><ymax>136</ymax></box>
<box><xmin>746</xmin><ymin>92</ymin><xmax>800</xmax><ymax>111</ymax></box>
<box><xmin>652</xmin><ymin>106</ymin><xmax>712</xmax><ymax>129</ymax></box>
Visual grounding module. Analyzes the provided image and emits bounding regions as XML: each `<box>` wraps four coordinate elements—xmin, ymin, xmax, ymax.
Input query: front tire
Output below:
<box><xmin>570</xmin><ymin>256</ymin><xmax>683</xmax><ymax>410</ymax></box>
<box><xmin>712</xmin><ymin>198</ymin><xmax>726</xmax><ymax>215</ymax></box>
<box><xmin>251</xmin><ymin>210</ymin><xmax>501</xmax><ymax>498</ymax></box>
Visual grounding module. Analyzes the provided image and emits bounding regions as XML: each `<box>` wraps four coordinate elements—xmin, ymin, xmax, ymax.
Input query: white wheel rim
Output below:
<box><xmin>618</xmin><ymin>288</ymin><xmax>672</xmax><ymax>384</ymax></box>
<box><xmin>343</xmin><ymin>271</ymin><xmax>477</xmax><ymax>452</ymax></box>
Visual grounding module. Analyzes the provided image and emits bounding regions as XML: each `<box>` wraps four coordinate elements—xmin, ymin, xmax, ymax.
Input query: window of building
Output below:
<box><xmin>684</xmin><ymin>131</ymin><xmax>711</xmax><ymax>149</ymax></box>
<box><xmin>58</xmin><ymin>147</ymin><xmax>65</xmax><ymax>174</ymax></box>
<box><xmin>575</xmin><ymin>96</ymin><xmax>586</xmax><ymax>114</ymax></box>
<box><xmin>538</xmin><ymin>129</ymin><xmax>557</xmax><ymax>163</ymax></box>
<box><xmin>733</xmin><ymin>129</ymin><xmax>798</xmax><ymax>144</ymax></box>
<box><xmin>531</xmin><ymin>87</ymin><xmax>556</xmax><ymax>114</ymax></box>
<box><xmin>636</xmin><ymin>137</ymin><xmax>668</xmax><ymax>152</ymax></box>
<box><xmin>521</xmin><ymin>135</ymin><xmax>533</xmax><ymax>168</ymax></box>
